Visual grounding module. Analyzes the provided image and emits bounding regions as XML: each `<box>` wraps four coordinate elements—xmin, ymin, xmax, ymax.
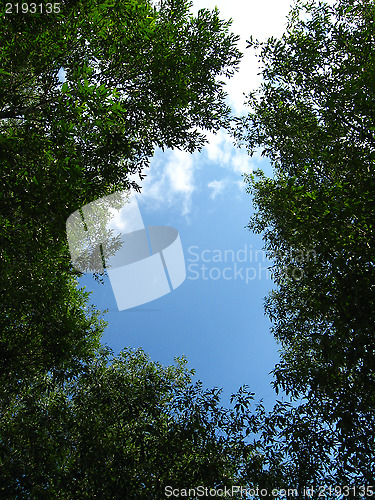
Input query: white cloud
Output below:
<box><xmin>204</xmin><ymin>130</ymin><xmax>254</xmax><ymax>175</ymax></box>
<box><xmin>137</xmin><ymin>149</ymin><xmax>198</xmax><ymax>216</ymax></box>
<box><xmin>205</xmin><ymin>130</ymin><xmax>232</xmax><ymax>164</ymax></box>
<box><xmin>107</xmin><ymin>194</ymin><xmax>145</xmax><ymax>235</ymax></box>
<box><xmin>207</xmin><ymin>179</ymin><xmax>226</xmax><ymax>200</ymax></box>
<box><xmin>208</xmin><ymin>177</ymin><xmax>248</xmax><ymax>200</ymax></box>
<box><xmin>165</xmin><ymin>151</ymin><xmax>194</xmax><ymax>195</ymax></box>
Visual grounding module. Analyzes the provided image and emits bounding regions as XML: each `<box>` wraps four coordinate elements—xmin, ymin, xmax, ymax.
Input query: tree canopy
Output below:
<box><xmin>237</xmin><ymin>0</ymin><xmax>375</xmax><ymax>488</ymax></box>
<box><xmin>0</xmin><ymin>347</ymin><xmax>264</xmax><ymax>498</ymax></box>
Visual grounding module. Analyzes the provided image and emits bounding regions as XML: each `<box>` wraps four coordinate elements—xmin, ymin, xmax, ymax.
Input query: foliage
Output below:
<box><xmin>0</xmin><ymin>348</ymin><xmax>263</xmax><ymax>499</ymax></box>
<box><xmin>236</xmin><ymin>0</ymin><xmax>375</xmax><ymax>487</ymax></box>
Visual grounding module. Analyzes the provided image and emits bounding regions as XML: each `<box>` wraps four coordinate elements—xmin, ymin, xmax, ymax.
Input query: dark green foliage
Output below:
<box><xmin>236</xmin><ymin>0</ymin><xmax>375</xmax><ymax>488</ymax></box>
<box><xmin>0</xmin><ymin>348</ymin><xmax>262</xmax><ymax>499</ymax></box>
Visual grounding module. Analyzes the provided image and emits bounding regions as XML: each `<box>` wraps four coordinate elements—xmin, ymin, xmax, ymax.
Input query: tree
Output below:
<box><xmin>0</xmin><ymin>0</ymin><xmax>241</xmax><ymax>382</ymax></box>
<box><xmin>236</xmin><ymin>0</ymin><xmax>375</xmax><ymax>487</ymax></box>
<box><xmin>0</xmin><ymin>348</ymin><xmax>264</xmax><ymax>498</ymax></box>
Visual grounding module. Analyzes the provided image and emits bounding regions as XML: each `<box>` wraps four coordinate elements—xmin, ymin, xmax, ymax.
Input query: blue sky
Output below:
<box><xmin>79</xmin><ymin>0</ymin><xmax>295</xmax><ymax>408</ymax></box>
<box><xmin>81</xmin><ymin>150</ymin><xmax>278</xmax><ymax>408</ymax></box>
